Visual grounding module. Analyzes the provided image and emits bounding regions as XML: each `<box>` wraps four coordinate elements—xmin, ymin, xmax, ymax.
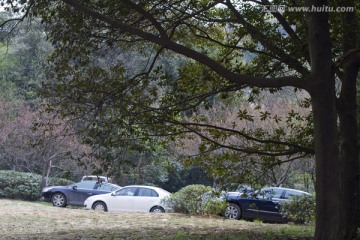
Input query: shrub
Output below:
<box><xmin>0</xmin><ymin>170</ymin><xmax>42</xmax><ymax>201</ymax></box>
<box><xmin>280</xmin><ymin>194</ymin><xmax>316</xmax><ymax>224</ymax></box>
<box><xmin>0</xmin><ymin>170</ymin><xmax>73</xmax><ymax>201</ymax></box>
<box><xmin>48</xmin><ymin>177</ymin><xmax>73</xmax><ymax>186</ymax></box>
<box><xmin>163</xmin><ymin>184</ymin><xmax>225</xmax><ymax>215</ymax></box>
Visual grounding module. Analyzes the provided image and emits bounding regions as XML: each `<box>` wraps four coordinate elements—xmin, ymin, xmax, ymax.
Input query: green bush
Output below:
<box><xmin>0</xmin><ymin>170</ymin><xmax>42</xmax><ymax>201</ymax></box>
<box><xmin>280</xmin><ymin>194</ymin><xmax>316</xmax><ymax>224</ymax></box>
<box><xmin>163</xmin><ymin>184</ymin><xmax>225</xmax><ymax>215</ymax></box>
<box><xmin>48</xmin><ymin>177</ymin><xmax>73</xmax><ymax>186</ymax></box>
<box><xmin>0</xmin><ymin>170</ymin><xmax>73</xmax><ymax>201</ymax></box>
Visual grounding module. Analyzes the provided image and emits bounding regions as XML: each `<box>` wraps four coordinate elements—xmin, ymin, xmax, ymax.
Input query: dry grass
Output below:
<box><xmin>0</xmin><ymin>199</ymin><xmax>313</xmax><ymax>240</ymax></box>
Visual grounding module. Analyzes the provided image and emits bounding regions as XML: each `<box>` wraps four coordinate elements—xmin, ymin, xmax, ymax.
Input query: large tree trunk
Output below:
<box><xmin>338</xmin><ymin>52</ymin><xmax>360</xmax><ymax>239</ymax></box>
<box><xmin>311</xmin><ymin>81</ymin><xmax>341</xmax><ymax>240</ymax></box>
<box><xmin>308</xmin><ymin>1</ymin><xmax>341</xmax><ymax>239</ymax></box>
<box><xmin>339</xmin><ymin>4</ymin><xmax>360</xmax><ymax>238</ymax></box>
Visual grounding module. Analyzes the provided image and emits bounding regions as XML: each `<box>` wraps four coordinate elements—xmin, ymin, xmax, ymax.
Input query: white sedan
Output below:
<box><xmin>84</xmin><ymin>185</ymin><xmax>171</xmax><ymax>213</ymax></box>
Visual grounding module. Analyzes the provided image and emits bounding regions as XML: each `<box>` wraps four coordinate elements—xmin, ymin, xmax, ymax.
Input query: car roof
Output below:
<box><xmin>82</xmin><ymin>175</ymin><xmax>110</xmax><ymax>181</ymax></box>
<box><xmin>261</xmin><ymin>187</ymin><xmax>310</xmax><ymax>194</ymax></box>
<box><xmin>121</xmin><ymin>185</ymin><xmax>170</xmax><ymax>193</ymax></box>
<box><xmin>75</xmin><ymin>181</ymin><xmax>120</xmax><ymax>187</ymax></box>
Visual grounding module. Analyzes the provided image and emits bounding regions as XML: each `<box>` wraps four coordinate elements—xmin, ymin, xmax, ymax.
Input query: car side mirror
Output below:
<box><xmin>111</xmin><ymin>192</ymin><xmax>116</xmax><ymax>196</ymax></box>
<box><xmin>72</xmin><ymin>186</ymin><xmax>77</xmax><ymax>190</ymax></box>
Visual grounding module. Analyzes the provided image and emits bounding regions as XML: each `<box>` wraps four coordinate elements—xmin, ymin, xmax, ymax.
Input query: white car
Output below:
<box><xmin>84</xmin><ymin>185</ymin><xmax>171</xmax><ymax>213</ymax></box>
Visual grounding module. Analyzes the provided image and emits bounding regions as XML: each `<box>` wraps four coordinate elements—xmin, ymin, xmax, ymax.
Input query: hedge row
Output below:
<box><xmin>0</xmin><ymin>170</ymin><xmax>73</xmax><ymax>201</ymax></box>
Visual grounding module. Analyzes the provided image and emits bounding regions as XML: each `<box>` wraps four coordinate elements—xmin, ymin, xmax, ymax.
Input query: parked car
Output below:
<box><xmin>81</xmin><ymin>175</ymin><xmax>111</xmax><ymax>183</ymax></box>
<box><xmin>223</xmin><ymin>187</ymin><xmax>310</xmax><ymax>223</ymax></box>
<box><xmin>41</xmin><ymin>181</ymin><xmax>121</xmax><ymax>207</ymax></box>
<box><xmin>84</xmin><ymin>185</ymin><xmax>171</xmax><ymax>213</ymax></box>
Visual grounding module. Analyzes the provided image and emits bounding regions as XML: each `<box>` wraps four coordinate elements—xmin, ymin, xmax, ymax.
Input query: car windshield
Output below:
<box><xmin>70</xmin><ymin>181</ymin><xmax>97</xmax><ymax>189</ymax></box>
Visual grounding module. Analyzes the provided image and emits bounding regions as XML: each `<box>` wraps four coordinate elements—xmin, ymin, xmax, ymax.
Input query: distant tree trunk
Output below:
<box><xmin>41</xmin><ymin>157</ymin><xmax>52</xmax><ymax>189</ymax></box>
<box><xmin>40</xmin><ymin>152</ymin><xmax>66</xmax><ymax>189</ymax></box>
<box><xmin>308</xmin><ymin>4</ymin><xmax>341</xmax><ymax>239</ymax></box>
<box><xmin>135</xmin><ymin>153</ymin><xmax>144</xmax><ymax>184</ymax></box>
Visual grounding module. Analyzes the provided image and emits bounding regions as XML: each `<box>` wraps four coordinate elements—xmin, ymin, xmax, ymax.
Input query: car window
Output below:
<box><xmin>74</xmin><ymin>181</ymin><xmax>96</xmax><ymax>189</ymax></box>
<box><xmin>138</xmin><ymin>188</ymin><xmax>159</xmax><ymax>197</ymax></box>
<box><xmin>284</xmin><ymin>190</ymin><xmax>305</xmax><ymax>199</ymax></box>
<box><xmin>262</xmin><ymin>188</ymin><xmax>283</xmax><ymax>199</ymax></box>
<box><xmin>114</xmin><ymin>187</ymin><xmax>138</xmax><ymax>196</ymax></box>
<box><xmin>96</xmin><ymin>183</ymin><xmax>114</xmax><ymax>191</ymax></box>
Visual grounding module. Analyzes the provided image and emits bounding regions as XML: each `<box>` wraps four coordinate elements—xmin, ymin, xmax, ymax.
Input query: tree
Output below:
<box><xmin>0</xmin><ymin>12</ymin><xmax>52</xmax><ymax>104</ymax></box>
<box><xmin>174</xmin><ymin>89</ymin><xmax>313</xmax><ymax>189</ymax></box>
<box><xmin>0</xmin><ymin>102</ymin><xmax>94</xmax><ymax>187</ymax></box>
<box><xmin>1</xmin><ymin>0</ymin><xmax>360</xmax><ymax>239</ymax></box>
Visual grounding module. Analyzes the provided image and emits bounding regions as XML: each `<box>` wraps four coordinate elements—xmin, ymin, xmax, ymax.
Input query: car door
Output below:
<box><xmin>258</xmin><ymin>188</ymin><xmax>284</xmax><ymax>211</ymax></box>
<box><xmin>106</xmin><ymin>187</ymin><xmax>138</xmax><ymax>211</ymax></box>
<box><xmin>67</xmin><ymin>182</ymin><xmax>97</xmax><ymax>205</ymax></box>
<box><xmin>132</xmin><ymin>187</ymin><xmax>160</xmax><ymax>212</ymax></box>
<box><xmin>243</xmin><ymin>188</ymin><xmax>284</xmax><ymax>220</ymax></box>
<box><xmin>255</xmin><ymin>188</ymin><xmax>286</xmax><ymax>221</ymax></box>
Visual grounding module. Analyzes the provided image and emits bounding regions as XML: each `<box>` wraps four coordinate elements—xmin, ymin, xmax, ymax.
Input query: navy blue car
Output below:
<box><xmin>41</xmin><ymin>181</ymin><xmax>121</xmax><ymax>207</ymax></box>
<box><xmin>223</xmin><ymin>187</ymin><xmax>310</xmax><ymax>223</ymax></box>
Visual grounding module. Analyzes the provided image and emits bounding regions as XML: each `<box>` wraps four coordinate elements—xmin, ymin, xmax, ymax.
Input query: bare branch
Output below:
<box><xmin>167</xmin><ymin>119</ymin><xmax>314</xmax><ymax>156</ymax></box>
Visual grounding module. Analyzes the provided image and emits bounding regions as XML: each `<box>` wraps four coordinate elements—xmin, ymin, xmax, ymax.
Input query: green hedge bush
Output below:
<box><xmin>0</xmin><ymin>170</ymin><xmax>73</xmax><ymax>201</ymax></box>
<box><xmin>280</xmin><ymin>194</ymin><xmax>316</xmax><ymax>224</ymax></box>
<box><xmin>163</xmin><ymin>184</ymin><xmax>225</xmax><ymax>215</ymax></box>
<box><xmin>48</xmin><ymin>177</ymin><xmax>74</xmax><ymax>187</ymax></box>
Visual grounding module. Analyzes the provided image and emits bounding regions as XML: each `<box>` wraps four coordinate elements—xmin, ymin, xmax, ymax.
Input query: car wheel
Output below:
<box><xmin>92</xmin><ymin>201</ymin><xmax>108</xmax><ymax>212</ymax></box>
<box><xmin>51</xmin><ymin>193</ymin><xmax>67</xmax><ymax>207</ymax></box>
<box><xmin>150</xmin><ymin>206</ymin><xmax>165</xmax><ymax>213</ymax></box>
<box><xmin>224</xmin><ymin>203</ymin><xmax>241</xmax><ymax>220</ymax></box>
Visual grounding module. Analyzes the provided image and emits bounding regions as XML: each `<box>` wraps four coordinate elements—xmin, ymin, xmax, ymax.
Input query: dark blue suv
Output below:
<box><xmin>223</xmin><ymin>187</ymin><xmax>310</xmax><ymax>223</ymax></box>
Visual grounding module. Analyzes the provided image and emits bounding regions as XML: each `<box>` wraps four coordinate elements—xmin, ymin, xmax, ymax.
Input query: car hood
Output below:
<box><xmin>86</xmin><ymin>192</ymin><xmax>113</xmax><ymax>201</ymax></box>
<box><xmin>42</xmin><ymin>186</ymin><xmax>69</xmax><ymax>192</ymax></box>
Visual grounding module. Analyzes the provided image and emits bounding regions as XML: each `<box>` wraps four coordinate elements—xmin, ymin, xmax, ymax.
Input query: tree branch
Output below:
<box><xmin>166</xmin><ymin>119</ymin><xmax>315</xmax><ymax>155</ymax></box>
<box><xmin>224</xmin><ymin>0</ymin><xmax>310</xmax><ymax>77</ymax></box>
<box><xmin>61</xmin><ymin>0</ymin><xmax>311</xmax><ymax>91</ymax></box>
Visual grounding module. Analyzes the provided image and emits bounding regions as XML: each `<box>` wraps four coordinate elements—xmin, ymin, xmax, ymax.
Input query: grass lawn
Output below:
<box><xmin>0</xmin><ymin>199</ymin><xmax>314</xmax><ymax>239</ymax></box>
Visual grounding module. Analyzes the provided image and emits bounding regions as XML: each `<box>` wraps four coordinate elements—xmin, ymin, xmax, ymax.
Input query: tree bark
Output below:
<box><xmin>307</xmin><ymin>1</ymin><xmax>341</xmax><ymax>239</ymax></box>
<box><xmin>311</xmin><ymin>76</ymin><xmax>341</xmax><ymax>240</ymax></box>
<box><xmin>338</xmin><ymin>52</ymin><xmax>360</xmax><ymax>239</ymax></box>
<box><xmin>311</xmin><ymin>83</ymin><xmax>341</xmax><ymax>240</ymax></box>
<box><xmin>339</xmin><ymin>3</ymin><xmax>360</xmax><ymax>238</ymax></box>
